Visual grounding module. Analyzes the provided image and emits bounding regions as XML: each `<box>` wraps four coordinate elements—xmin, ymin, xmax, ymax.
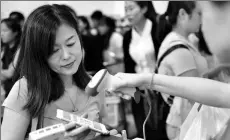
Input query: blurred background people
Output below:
<box><xmin>122</xmin><ymin>1</ymin><xmax>160</xmax><ymax>139</ymax></box>
<box><xmin>98</xmin><ymin>16</ymin><xmax>124</xmax><ymax>75</ymax></box>
<box><xmin>90</xmin><ymin>10</ymin><xmax>104</xmax><ymax>36</ymax></box>
<box><xmin>9</xmin><ymin>11</ymin><xmax>25</xmax><ymax>27</ymax></box>
<box><xmin>78</xmin><ymin>16</ymin><xmax>91</xmax><ymax>36</ymax></box>
<box><xmin>78</xmin><ymin>15</ymin><xmax>105</xmax><ymax>76</ymax></box>
<box><xmin>1</xmin><ymin>18</ymin><xmax>21</xmax><ymax>98</ymax></box>
<box><xmin>1</xmin><ymin>18</ymin><xmax>21</xmax><ymax>122</ymax></box>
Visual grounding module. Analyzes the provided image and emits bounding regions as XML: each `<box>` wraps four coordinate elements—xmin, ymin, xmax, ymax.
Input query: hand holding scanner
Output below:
<box><xmin>85</xmin><ymin>69</ymin><xmax>142</xmax><ymax>103</ymax></box>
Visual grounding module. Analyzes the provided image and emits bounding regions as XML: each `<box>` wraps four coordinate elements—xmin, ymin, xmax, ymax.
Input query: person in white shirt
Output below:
<box><xmin>122</xmin><ymin>1</ymin><xmax>161</xmax><ymax>139</ymax></box>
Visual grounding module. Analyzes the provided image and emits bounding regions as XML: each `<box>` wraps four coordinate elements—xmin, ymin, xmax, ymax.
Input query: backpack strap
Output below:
<box><xmin>157</xmin><ymin>44</ymin><xmax>189</xmax><ymax>69</ymax></box>
<box><xmin>156</xmin><ymin>44</ymin><xmax>189</xmax><ymax>105</ymax></box>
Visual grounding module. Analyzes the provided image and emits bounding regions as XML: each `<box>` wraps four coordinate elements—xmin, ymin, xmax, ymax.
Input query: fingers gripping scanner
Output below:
<box><xmin>85</xmin><ymin>69</ymin><xmax>142</xmax><ymax>103</ymax></box>
<box><xmin>86</xmin><ymin>69</ymin><xmax>151</xmax><ymax>140</ymax></box>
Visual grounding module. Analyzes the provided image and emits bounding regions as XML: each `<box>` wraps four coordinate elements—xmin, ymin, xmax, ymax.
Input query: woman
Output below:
<box><xmin>1</xmin><ymin>4</ymin><xmax>117</xmax><ymax>140</ymax></box>
<box><xmin>98</xmin><ymin>16</ymin><xmax>124</xmax><ymax>75</ymax></box>
<box><xmin>122</xmin><ymin>1</ymin><xmax>160</xmax><ymax>139</ymax></box>
<box><xmin>108</xmin><ymin>1</ymin><xmax>230</xmax><ymax>140</ymax></box>
<box><xmin>1</xmin><ymin>18</ymin><xmax>21</xmax><ymax>98</ymax></box>
<box><xmin>156</xmin><ymin>1</ymin><xmax>208</xmax><ymax>139</ymax></box>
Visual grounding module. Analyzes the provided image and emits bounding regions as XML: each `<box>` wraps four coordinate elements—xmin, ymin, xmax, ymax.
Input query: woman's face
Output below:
<box><xmin>48</xmin><ymin>24</ymin><xmax>82</xmax><ymax>77</ymax></box>
<box><xmin>1</xmin><ymin>22</ymin><xmax>17</xmax><ymax>44</ymax></box>
<box><xmin>125</xmin><ymin>1</ymin><xmax>146</xmax><ymax>26</ymax></box>
<box><xmin>198</xmin><ymin>1</ymin><xmax>230</xmax><ymax>63</ymax></box>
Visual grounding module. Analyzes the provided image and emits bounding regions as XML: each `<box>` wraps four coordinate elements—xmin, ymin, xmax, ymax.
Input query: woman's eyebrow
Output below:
<box><xmin>66</xmin><ymin>35</ymin><xmax>75</xmax><ymax>42</ymax></box>
<box><xmin>54</xmin><ymin>34</ymin><xmax>76</xmax><ymax>46</ymax></box>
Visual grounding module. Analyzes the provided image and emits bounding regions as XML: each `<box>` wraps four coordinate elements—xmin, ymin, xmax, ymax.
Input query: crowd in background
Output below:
<box><xmin>1</xmin><ymin>1</ymin><xmax>228</xmax><ymax>140</ymax></box>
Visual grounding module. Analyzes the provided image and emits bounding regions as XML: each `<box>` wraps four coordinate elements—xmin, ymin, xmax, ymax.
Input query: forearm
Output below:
<box><xmin>1</xmin><ymin>48</ymin><xmax>20</xmax><ymax>80</ymax></box>
<box><xmin>152</xmin><ymin>74</ymin><xmax>230</xmax><ymax>108</ymax></box>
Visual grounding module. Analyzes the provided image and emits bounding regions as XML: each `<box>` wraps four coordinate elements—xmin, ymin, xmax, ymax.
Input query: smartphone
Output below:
<box><xmin>56</xmin><ymin>109</ymin><xmax>110</xmax><ymax>135</ymax></box>
<box><xmin>29</xmin><ymin>123</ymin><xmax>65</xmax><ymax>140</ymax></box>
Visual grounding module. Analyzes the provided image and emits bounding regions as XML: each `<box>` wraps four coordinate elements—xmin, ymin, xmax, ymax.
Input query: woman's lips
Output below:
<box><xmin>62</xmin><ymin>60</ymin><xmax>75</xmax><ymax>68</ymax></box>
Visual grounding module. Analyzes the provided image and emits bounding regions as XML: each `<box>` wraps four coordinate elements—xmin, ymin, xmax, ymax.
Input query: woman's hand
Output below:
<box><xmin>109</xmin><ymin>129</ymin><xmax>121</xmax><ymax>137</ymax></box>
<box><xmin>110</xmin><ymin>130</ymin><xmax>128</xmax><ymax>140</ymax></box>
<box><xmin>105</xmin><ymin>129</ymin><xmax>127</xmax><ymax>140</ymax></box>
<box><xmin>64</xmin><ymin>122</ymin><xmax>89</xmax><ymax>139</ymax></box>
<box><xmin>64</xmin><ymin>113</ymin><xmax>90</xmax><ymax>140</ymax></box>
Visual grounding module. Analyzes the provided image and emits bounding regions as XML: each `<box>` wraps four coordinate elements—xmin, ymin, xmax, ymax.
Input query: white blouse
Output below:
<box><xmin>129</xmin><ymin>19</ymin><xmax>156</xmax><ymax>73</ymax></box>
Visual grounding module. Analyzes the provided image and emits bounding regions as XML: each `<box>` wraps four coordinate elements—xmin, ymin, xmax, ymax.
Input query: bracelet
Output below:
<box><xmin>149</xmin><ymin>73</ymin><xmax>155</xmax><ymax>90</ymax></box>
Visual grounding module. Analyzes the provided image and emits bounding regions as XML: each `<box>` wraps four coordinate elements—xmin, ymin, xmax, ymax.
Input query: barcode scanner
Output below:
<box><xmin>85</xmin><ymin>69</ymin><xmax>152</xmax><ymax>140</ymax></box>
<box><xmin>85</xmin><ymin>69</ymin><xmax>143</xmax><ymax>103</ymax></box>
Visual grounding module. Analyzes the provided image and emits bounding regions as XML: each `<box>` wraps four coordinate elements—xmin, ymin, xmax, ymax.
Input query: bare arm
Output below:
<box><xmin>110</xmin><ymin>65</ymin><xmax>230</xmax><ymax>108</ymax></box>
<box><xmin>1</xmin><ymin>49</ymin><xmax>19</xmax><ymax>81</ymax></box>
<box><xmin>1</xmin><ymin>108</ymin><xmax>30</xmax><ymax>140</ymax></box>
<box><xmin>1</xmin><ymin>77</ymin><xmax>30</xmax><ymax>140</ymax></box>
<box><xmin>151</xmin><ymin>74</ymin><xmax>230</xmax><ymax>108</ymax></box>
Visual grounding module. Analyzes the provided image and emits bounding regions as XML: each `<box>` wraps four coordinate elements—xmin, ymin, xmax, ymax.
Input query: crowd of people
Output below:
<box><xmin>1</xmin><ymin>1</ymin><xmax>230</xmax><ymax>140</ymax></box>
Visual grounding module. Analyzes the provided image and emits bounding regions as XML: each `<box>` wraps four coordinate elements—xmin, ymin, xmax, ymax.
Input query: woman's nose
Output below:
<box><xmin>62</xmin><ymin>47</ymin><xmax>71</xmax><ymax>60</ymax></box>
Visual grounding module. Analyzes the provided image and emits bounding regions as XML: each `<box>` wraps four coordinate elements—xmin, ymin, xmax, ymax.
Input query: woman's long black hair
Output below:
<box><xmin>14</xmin><ymin>4</ymin><xmax>91</xmax><ymax>119</ymax></box>
<box><xmin>157</xmin><ymin>1</ymin><xmax>196</xmax><ymax>44</ymax></box>
<box><xmin>196</xmin><ymin>27</ymin><xmax>212</xmax><ymax>55</ymax></box>
<box><xmin>135</xmin><ymin>1</ymin><xmax>158</xmax><ymax>23</ymax></box>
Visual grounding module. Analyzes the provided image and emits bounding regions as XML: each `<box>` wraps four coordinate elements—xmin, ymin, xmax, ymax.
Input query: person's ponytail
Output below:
<box><xmin>136</xmin><ymin>1</ymin><xmax>158</xmax><ymax>23</ymax></box>
<box><xmin>157</xmin><ymin>13</ymin><xmax>172</xmax><ymax>45</ymax></box>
